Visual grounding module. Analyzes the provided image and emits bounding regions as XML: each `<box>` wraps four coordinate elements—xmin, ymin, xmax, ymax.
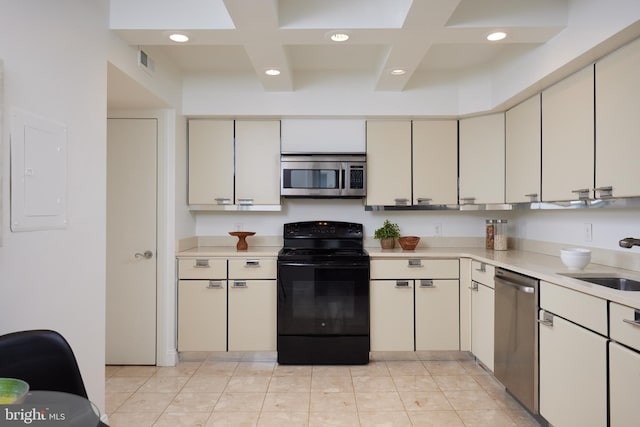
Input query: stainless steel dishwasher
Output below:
<box><xmin>494</xmin><ymin>267</ymin><xmax>540</xmax><ymax>415</ymax></box>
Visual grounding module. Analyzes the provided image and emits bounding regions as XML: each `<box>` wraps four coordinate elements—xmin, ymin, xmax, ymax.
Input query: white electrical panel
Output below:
<box><xmin>10</xmin><ymin>108</ymin><xmax>67</xmax><ymax>231</ymax></box>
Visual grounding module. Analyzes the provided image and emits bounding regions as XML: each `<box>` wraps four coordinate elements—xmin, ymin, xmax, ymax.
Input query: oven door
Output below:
<box><xmin>277</xmin><ymin>261</ymin><xmax>369</xmax><ymax>336</ymax></box>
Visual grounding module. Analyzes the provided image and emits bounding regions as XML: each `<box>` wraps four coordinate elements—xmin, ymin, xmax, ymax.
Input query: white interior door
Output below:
<box><xmin>106</xmin><ymin>118</ymin><xmax>157</xmax><ymax>365</ymax></box>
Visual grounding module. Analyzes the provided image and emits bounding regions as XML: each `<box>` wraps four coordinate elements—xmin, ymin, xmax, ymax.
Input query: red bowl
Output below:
<box><xmin>398</xmin><ymin>236</ymin><xmax>420</xmax><ymax>250</ymax></box>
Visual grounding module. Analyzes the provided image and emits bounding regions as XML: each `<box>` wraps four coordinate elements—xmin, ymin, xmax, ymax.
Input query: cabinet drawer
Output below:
<box><xmin>228</xmin><ymin>258</ymin><xmax>277</xmax><ymax>279</ymax></box>
<box><xmin>371</xmin><ymin>259</ymin><xmax>458</xmax><ymax>280</ymax></box>
<box><xmin>471</xmin><ymin>261</ymin><xmax>495</xmax><ymax>288</ymax></box>
<box><xmin>178</xmin><ymin>258</ymin><xmax>227</xmax><ymax>279</ymax></box>
<box><xmin>610</xmin><ymin>302</ymin><xmax>640</xmax><ymax>352</ymax></box>
<box><xmin>540</xmin><ymin>281</ymin><xmax>607</xmax><ymax>336</ymax></box>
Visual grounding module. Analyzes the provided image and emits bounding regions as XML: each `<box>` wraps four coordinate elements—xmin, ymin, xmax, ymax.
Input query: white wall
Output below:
<box><xmin>0</xmin><ymin>0</ymin><xmax>109</xmax><ymax>412</ymax></box>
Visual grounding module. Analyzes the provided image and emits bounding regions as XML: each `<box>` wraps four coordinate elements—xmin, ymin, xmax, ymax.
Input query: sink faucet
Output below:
<box><xmin>619</xmin><ymin>237</ymin><xmax>640</xmax><ymax>248</ymax></box>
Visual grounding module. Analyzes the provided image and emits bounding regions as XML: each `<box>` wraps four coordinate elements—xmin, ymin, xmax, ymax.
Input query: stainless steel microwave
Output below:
<box><xmin>280</xmin><ymin>153</ymin><xmax>366</xmax><ymax>198</ymax></box>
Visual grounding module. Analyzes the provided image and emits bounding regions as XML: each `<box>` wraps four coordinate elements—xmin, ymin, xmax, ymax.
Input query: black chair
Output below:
<box><xmin>0</xmin><ymin>329</ymin><xmax>109</xmax><ymax>426</ymax></box>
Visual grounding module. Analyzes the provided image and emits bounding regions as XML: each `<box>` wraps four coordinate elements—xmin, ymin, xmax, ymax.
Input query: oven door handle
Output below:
<box><xmin>278</xmin><ymin>262</ymin><xmax>369</xmax><ymax>268</ymax></box>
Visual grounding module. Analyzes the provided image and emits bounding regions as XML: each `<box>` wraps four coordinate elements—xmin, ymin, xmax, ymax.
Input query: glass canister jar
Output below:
<box><xmin>494</xmin><ymin>219</ymin><xmax>508</xmax><ymax>250</ymax></box>
<box><xmin>485</xmin><ymin>219</ymin><xmax>495</xmax><ymax>249</ymax></box>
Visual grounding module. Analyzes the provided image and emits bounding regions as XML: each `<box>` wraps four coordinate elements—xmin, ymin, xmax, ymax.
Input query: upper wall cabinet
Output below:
<box><xmin>505</xmin><ymin>95</ymin><xmax>541</xmax><ymax>204</ymax></box>
<box><xmin>188</xmin><ymin>119</ymin><xmax>281</xmax><ymax>209</ymax></box>
<box><xmin>541</xmin><ymin>66</ymin><xmax>594</xmax><ymax>202</ymax></box>
<box><xmin>412</xmin><ymin>120</ymin><xmax>458</xmax><ymax>206</ymax></box>
<box><xmin>459</xmin><ymin>113</ymin><xmax>505</xmax><ymax>205</ymax></box>
<box><xmin>595</xmin><ymin>38</ymin><xmax>640</xmax><ymax>199</ymax></box>
<box><xmin>366</xmin><ymin>120</ymin><xmax>412</xmax><ymax>206</ymax></box>
<box><xmin>188</xmin><ymin>119</ymin><xmax>234</xmax><ymax>205</ymax></box>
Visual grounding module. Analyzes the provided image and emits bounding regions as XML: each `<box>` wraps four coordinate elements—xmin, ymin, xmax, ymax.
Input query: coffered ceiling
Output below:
<box><xmin>110</xmin><ymin>0</ymin><xmax>568</xmax><ymax>93</ymax></box>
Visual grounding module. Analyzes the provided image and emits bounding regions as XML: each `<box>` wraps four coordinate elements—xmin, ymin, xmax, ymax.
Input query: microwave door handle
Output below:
<box><xmin>339</xmin><ymin>163</ymin><xmax>345</xmax><ymax>192</ymax></box>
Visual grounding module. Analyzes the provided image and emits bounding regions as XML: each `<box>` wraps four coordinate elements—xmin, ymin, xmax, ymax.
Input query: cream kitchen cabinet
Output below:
<box><xmin>505</xmin><ymin>94</ymin><xmax>541</xmax><ymax>203</ymax></box>
<box><xmin>470</xmin><ymin>261</ymin><xmax>495</xmax><ymax>371</ymax></box>
<box><xmin>187</xmin><ymin>119</ymin><xmax>281</xmax><ymax>208</ymax></box>
<box><xmin>538</xmin><ymin>281</ymin><xmax>608</xmax><ymax>427</ymax></box>
<box><xmin>235</xmin><ymin>120</ymin><xmax>281</xmax><ymax>205</ymax></box>
<box><xmin>188</xmin><ymin>119</ymin><xmax>234</xmax><ymax>205</ymax></box>
<box><xmin>541</xmin><ymin>66</ymin><xmax>594</xmax><ymax>202</ymax></box>
<box><xmin>412</xmin><ymin>120</ymin><xmax>458</xmax><ymax>206</ymax></box>
<box><xmin>370</xmin><ymin>279</ymin><xmax>415</xmax><ymax>351</ymax></box>
<box><xmin>595</xmin><ymin>37</ymin><xmax>640</xmax><ymax>198</ymax></box>
<box><xmin>227</xmin><ymin>257</ymin><xmax>277</xmax><ymax>352</ymax></box>
<box><xmin>366</xmin><ymin>120</ymin><xmax>412</xmax><ymax>206</ymax></box>
<box><xmin>177</xmin><ymin>258</ymin><xmax>228</xmax><ymax>352</ymax></box>
<box><xmin>370</xmin><ymin>259</ymin><xmax>459</xmax><ymax>352</ymax></box>
<box><xmin>609</xmin><ymin>302</ymin><xmax>640</xmax><ymax>426</ymax></box>
<box><xmin>459</xmin><ymin>113</ymin><xmax>505</xmax><ymax>205</ymax></box>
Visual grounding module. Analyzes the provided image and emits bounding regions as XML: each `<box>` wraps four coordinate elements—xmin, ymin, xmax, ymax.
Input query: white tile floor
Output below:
<box><xmin>105</xmin><ymin>351</ymin><xmax>543</xmax><ymax>427</ymax></box>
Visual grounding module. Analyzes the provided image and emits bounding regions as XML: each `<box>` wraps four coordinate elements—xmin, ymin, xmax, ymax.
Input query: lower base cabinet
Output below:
<box><xmin>610</xmin><ymin>341</ymin><xmax>640</xmax><ymax>427</ymax></box>
<box><xmin>370</xmin><ymin>280</ymin><xmax>414</xmax><ymax>351</ymax></box>
<box><xmin>228</xmin><ymin>280</ymin><xmax>277</xmax><ymax>351</ymax></box>
<box><xmin>178</xmin><ymin>280</ymin><xmax>227</xmax><ymax>352</ymax></box>
<box><xmin>415</xmin><ymin>279</ymin><xmax>459</xmax><ymax>351</ymax></box>
<box><xmin>539</xmin><ymin>311</ymin><xmax>607</xmax><ymax>427</ymax></box>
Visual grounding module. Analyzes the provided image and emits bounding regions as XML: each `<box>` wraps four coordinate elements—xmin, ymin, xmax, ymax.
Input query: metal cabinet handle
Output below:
<box><xmin>408</xmin><ymin>259</ymin><xmax>423</xmax><ymax>268</ymax></box>
<box><xmin>538</xmin><ymin>312</ymin><xmax>554</xmax><ymax>327</ymax></box>
<box><xmin>594</xmin><ymin>186</ymin><xmax>613</xmax><ymax>198</ymax></box>
<box><xmin>469</xmin><ymin>282</ymin><xmax>479</xmax><ymax>291</ymax></box>
<box><xmin>395</xmin><ymin>280</ymin><xmax>411</xmax><ymax>288</ymax></box>
<box><xmin>416</xmin><ymin>198</ymin><xmax>432</xmax><ymax>205</ymax></box>
<box><xmin>232</xmin><ymin>281</ymin><xmax>247</xmax><ymax>288</ymax></box>
<box><xmin>475</xmin><ymin>263</ymin><xmax>486</xmax><ymax>273</ymax></box>
<box><xmin>571</xmin><ymin>189</ymin><xmax>590</xmax><ymax>200</ymax></box>
<box><xmin>394</xmin><ymin>198</ymin><xmax>409</xmax><ymax>206</ymax></box>
<box><xmin>238</xmin><ymin>198</ymin><xmax>254</xmax><ymax>205</ymax></box>
<box><xmin>194</xmin><ymin>259</ymin><xmax>210</xmax><ymax>268</ymax></box>
<box><xmin>419</xmin><ymin>279</ymin><xmax>435</xmax><ymax>288</ymax></box>
<box><xmin>245</xmin><ymin>259</ymin><xmax>260</xmax><ymax>268</ymax></box>
<box><xmin>207</xmin><ymin>280</ymin><xmax>224</xmax><ymax>289</ymax></box>
<box><xmin>135</xmin><ymin>250</ymin><xmax>153</xmax><ymax>259</ymax></box>
<box><xmin>214</xmin><ymin>198</ymin><xmax>231</xmax><ymax>205</ymax></box>
<box><xmin>524</xmin><ymin>193</ymin><xmax>538</xmax><ymax>201</ymax></box>
<box><xmin>623</xmin><ymin>318</ymin><xmax>640</xmax><ymax>327</ymax></box>
<box><xmin>460</xmin><ymin>197</ymin><xmax>475</xmax><ymax>205</ymax></box>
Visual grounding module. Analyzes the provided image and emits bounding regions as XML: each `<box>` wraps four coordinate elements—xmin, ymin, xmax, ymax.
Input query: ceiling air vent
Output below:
<box><xmin>137</xmin><ymin>49</ymin><xmax>155</xmax><ymax>75</ymax></box>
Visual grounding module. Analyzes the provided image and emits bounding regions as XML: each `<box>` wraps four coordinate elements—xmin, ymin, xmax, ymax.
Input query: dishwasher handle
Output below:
<box><xmin>494</xmin><ymin>276</ymin><xmax>535</xmax><ymax>294</ymax></box>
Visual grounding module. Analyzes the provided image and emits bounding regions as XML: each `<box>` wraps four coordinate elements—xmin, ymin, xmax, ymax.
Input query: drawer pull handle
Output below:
<box><xmin>475</xmin><ymin>263</ymin><xmax>486</xmax><ymax>273</ymax></box>
<box><xmin>207</xmin><ymin>280</ymin><xmax>223</xmax><ymax>289</ymax></box>
<box><xmin>408</xmin><ymin>259</ymin><xmax>423</xmax><ymax>268</ymax></box>
<box><xmin>245</xmin><ymin>259</ymin><xmax>260</xmax><ymax>267</ymax></box>
<box><xmin>420</xmin><ymin>280</ymin><xmax>435</xmax><ymax>288</ymax></box>
<box><xmin>194</xmin><ymin>259</ymin><xmax>210</xmax><ymax>268</ymax></box>
<box><xmin>623</xmin><ymin>318</ymin><xmax>640</xmax><ymax>327</ymax></box>
<box><xmin>232</xmin><ymin>281</ymin><xmax>247</xmax><ymax>288</ymax></box>
<box><xmin>395</xmin><ymin>280</ymin><xmax>411</xmax><ymax>288</ymax></box>
<box><xmin>538</xmin><ymin>312</ymin><xmax>554</xmax><ymax>327</ymax></box>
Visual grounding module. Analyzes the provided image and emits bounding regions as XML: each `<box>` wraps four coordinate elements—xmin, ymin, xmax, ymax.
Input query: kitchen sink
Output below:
<box><xmin>562</xmin><ymin>274</ymin><xmax>640</xmax><ymax>291</ymax></box>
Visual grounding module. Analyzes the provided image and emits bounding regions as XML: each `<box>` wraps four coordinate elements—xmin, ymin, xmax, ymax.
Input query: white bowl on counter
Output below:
<box><xmin>560</xmin><ymin>248</ymin><xmax>592</xmax><ymax>271</ymax></box>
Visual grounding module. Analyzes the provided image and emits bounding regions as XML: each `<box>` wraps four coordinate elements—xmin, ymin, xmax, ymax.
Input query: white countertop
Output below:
<box><xmin>177</xmin><ymin>245</ymin><xmax>640</xmax><ymax>309</ymax></box>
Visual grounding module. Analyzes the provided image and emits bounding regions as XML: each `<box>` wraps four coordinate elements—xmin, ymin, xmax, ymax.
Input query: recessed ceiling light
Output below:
<box><xmin>390</xmin><ymin>69</ymin><xmax>407</xmax><ymax>76</ymax></box>
<box><xmin>169</xmin><ymin>33</ymin><xmax>189</xmax><ymax>43</ymax></box>
<box><xmin>265</xmin><ymin>69</ymin><xmax>281</xmax><ymax>76</ymax></box>
<box><xmin>330</xmin><ymin>32</ymin><xmax>350</xmax><ymax>42</ymax></box>
<box><xmin>487</xmin><ymin>31</ymin><xmax>507</xmax><ymax>41</ymax></box>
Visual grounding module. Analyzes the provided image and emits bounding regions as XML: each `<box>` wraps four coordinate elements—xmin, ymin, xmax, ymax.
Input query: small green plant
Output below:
<box><xmin>374</xmin><ymin>219</ymin><xmax>401</xmax><ymax>239</ymax></box>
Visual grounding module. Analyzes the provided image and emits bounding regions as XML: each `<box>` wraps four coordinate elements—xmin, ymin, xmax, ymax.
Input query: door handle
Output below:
<box><xmin>135</xmin><ymin>250</ymin><xmax>153</xmax><ymax>259</ymax></box>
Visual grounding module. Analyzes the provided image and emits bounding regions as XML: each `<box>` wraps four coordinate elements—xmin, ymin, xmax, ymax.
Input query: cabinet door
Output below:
<box><xmin>415</xmin><ymin>279</ymin><xmax>459</xmax><ymax>351</ymax></box>
<box><xmin>235</xmin><ymin>120</ymin><xmax>281</xmax><ymax>205</ymax></box>
<box><xmin>541</xmin><ymin>66</ymin><xmax>594</xmax><ymax>202</ymax></box>
<box><xmin>610</xmin><ymin>341</ymin><xmax>640</xmax><ymax>427</ymax></box>
<box><xmin>539</xmin><ymin>310</ymin><xmax>607</xmax><ymax>427</ymax></box>
<box><xmin>366</xmin><ymin>120</ymin><xmax>412</xmax><ymax>206</ymax></box>
<box><xmin>178</xmin><ymin>280</ymin><xmax>227</xmax><ymax>351</ymax></box>
<box><xmin>505</xmin><ymin>95</ymin><xmax>541</xmax><ymax>203</ymax></box>
<box><xmin>595</xmin><ymin>38</ymin><xmax>640</xmax><ymax>198</ymax></box>
<box><xmin>459</xmin><ymin>113</ymin><xmax>505</xmax><ymax>205</ymax></box>
<box><xmin>471</xmin><ymin>282</ymin><xmax>494</xmax><ymax>371</ymax></box>
<box><xmin>228</xmin><ymin>280</ymin><xmax>277</xmax><ymax>351</ymax></box>
<box><xmin>188</xmin><ymin>119</ymin><xmax>234</xmax><ymax>205</ymax></box>
<box><xmin>370</xmin><ymin>280</ymin><xmax>414</xmax><ymax>351</ymax></box>
<box><xmin>412</xmin><ymin>120</ymin><xmax>458</xmax><ymax>205</ymax></box>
